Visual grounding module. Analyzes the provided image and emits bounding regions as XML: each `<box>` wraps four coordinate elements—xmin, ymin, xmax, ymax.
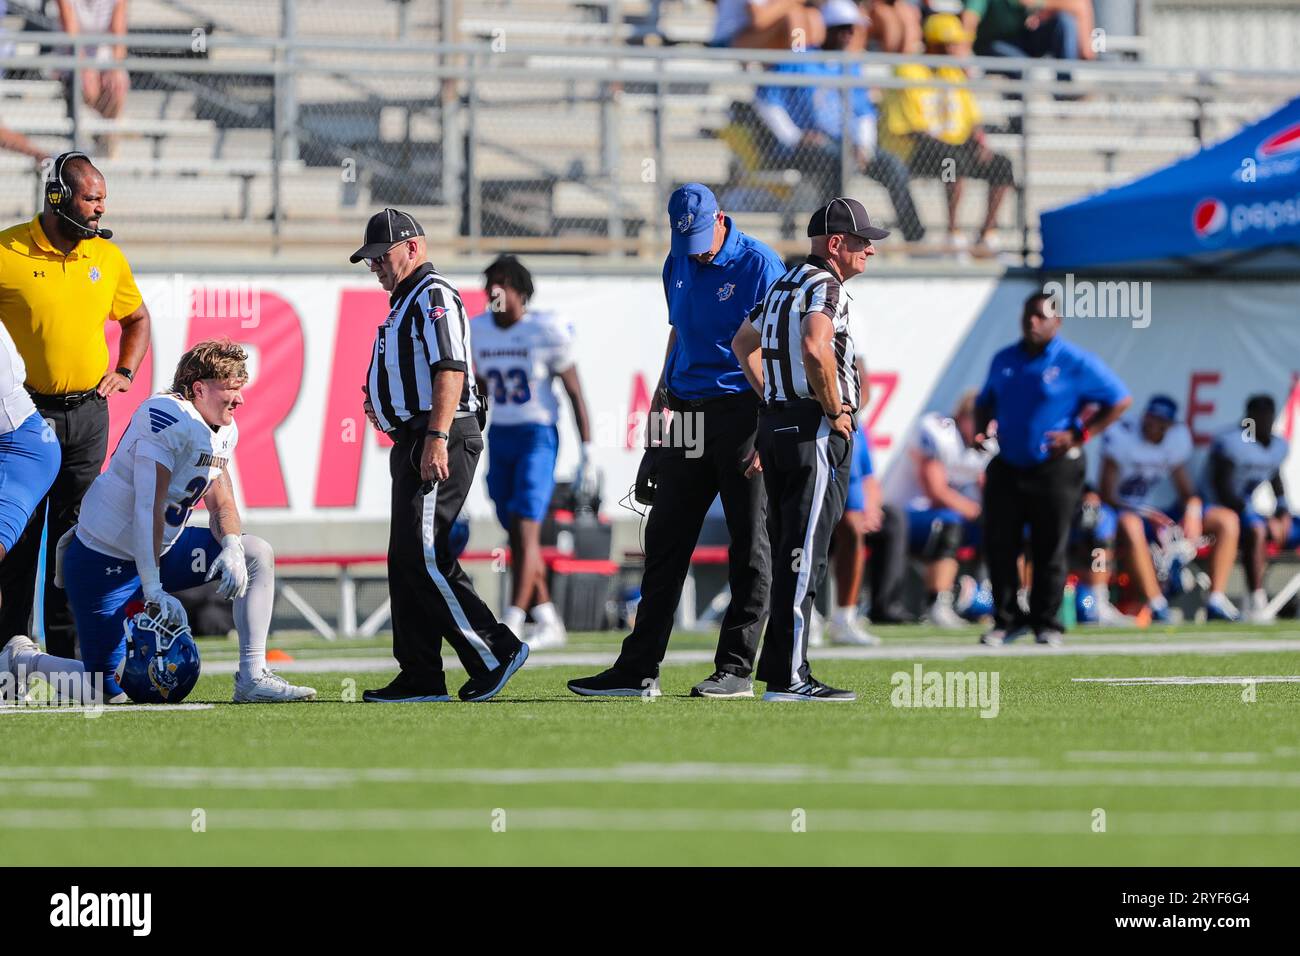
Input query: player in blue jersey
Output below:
<box><xmin>472</xmin><ymin>256</ymin><xmax>594</xmax><ymax>649</ymax></box>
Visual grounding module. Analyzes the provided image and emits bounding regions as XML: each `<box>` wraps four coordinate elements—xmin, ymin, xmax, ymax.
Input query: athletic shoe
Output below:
<box><xmin>525</xmin><ymin>622</ymin><xmax>567</xmax><ymax>651</ymax></box>
<box><xmin>1035</xmin><ymin>628</ymin><xmax>1065</xmax><ymax>647</ymax></box>
<box><xmin>1205</xmin><ymin>594</ymin><xmax>1241</xmax><ymax>622</ymax></box>
<box><xmin>0</xmin><ymin>635</ymin><xmax>37</xmax><ymax>702</ymax></box>
<box><xmin>690</xmin><ymin>671</ymin><xmax>754</xmax><ymax>698</ymax></box>
<box><xmin>927</xmin><ymin>598</ymin><xmax>966</xmax><ymax>629</ymax></box>
<box><xmin>980</xmin><ymin>625</ymin><xmax>1031</xmax><ymax>647</ymax></box>
<box><xmin>1147</xmin><ymin>602</ymin><xmax>1171</xmax><ymax>624</ymax></box>
<box><xmin>567</xmin><ymin>668</ymin><xmax>660</xmax><ymax>698</ymax></box>
<box><xmin>458</xmin><ymin>642</ymin><xmax>530</xmax><ymax>702</ymax></box>
<box><xmin>362</xmin><ymin>672</ymin><xmax>451</xmax><ymax>703</ymax></box>
<box><xmin>233</xmin><ymin>668</ymin><xmax>317</xmax><ymax>703</ymax></box>
<box><xmin>827</xmin><ymin>616</ymin><xmax>883</xmax><ymax>646</ymax></box>
<box><xmin>762</xmin><ymin>677</ymin><xmax>856</xmax><ymax>702</ymax></box>
<box><xmin>1097</xmin><ymin>599</ymin><xmax>1136</xmax><ymax>627</ymax></box>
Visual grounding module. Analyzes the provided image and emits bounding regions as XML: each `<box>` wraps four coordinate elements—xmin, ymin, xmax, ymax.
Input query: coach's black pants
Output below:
<box><xmin>614</xmin><ymin>391</ymin><xmax>769</xmax><ymax>680</ymax></box>
<box><xmin>756</xmin><ymin>400</ymin><xmax>851</xmax><ymax>688</ymax></box>
<box><xmin>983</xmin><ymin>452</ymin><xmax>1085</xmax><ymax>632</ymax></box>
<box><xmin>0</xmin><ymin>393</ymin><xmax>107</xmax><ymax>657</ymax></box>
<box><xmin>388</xmin><ymin>413</ymin><xmax>521</xmax><ymax>691</ymax></box>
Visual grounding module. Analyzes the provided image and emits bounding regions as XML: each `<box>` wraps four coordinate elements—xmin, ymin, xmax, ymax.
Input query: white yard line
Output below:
<box><xmin>4</xmin><ymin>806</ymin><xmax>1300</xmax><ymax>835</ymax></box>
<box><xmin>0</xmin><ymin>703</ymin><xmax>214</xmax><ymax>715</ymax></box>
<box><xmin>8</xmin><ymin>762</ymin><xmax>1300</xmax><ymax>790</ymax></box>
<box><xmin>219</xmin><ymin>638</ymin><xmax>1300</xmax><ymax>675</ymax></box>
<box><xmin>1072</xmin><ymin>676</ymin><xmax>1300</xmax><ymax>685</ymax></box>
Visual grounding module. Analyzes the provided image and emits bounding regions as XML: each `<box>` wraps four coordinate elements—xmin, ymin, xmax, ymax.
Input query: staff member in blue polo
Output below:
<box><xmin>975</xmin><ymin>291</ymin><xmax>1131</xmax><ymax>647</ymax></box>
<box><xmin>569</xmin><ymin>184</ymin><xmax>785</xmax><ymax>698</ymax></box>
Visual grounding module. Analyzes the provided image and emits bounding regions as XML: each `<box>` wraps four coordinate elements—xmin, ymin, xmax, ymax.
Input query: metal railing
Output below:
<box><xmin>1</xmin><ymin>27</ymin><xmax>1296</xmax><ymax>266</ymax></box>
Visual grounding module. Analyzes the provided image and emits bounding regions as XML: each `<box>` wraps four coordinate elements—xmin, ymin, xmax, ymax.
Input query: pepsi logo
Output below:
<box><xmin>1257</xmin><ymin>122</ymin><xmax>1300</xmax><ymax>159</ymax></box>
<box><xmin>1192</xmin><ymin>197</ymin><xmax>1227</xmax><ymax>238</ymax></box>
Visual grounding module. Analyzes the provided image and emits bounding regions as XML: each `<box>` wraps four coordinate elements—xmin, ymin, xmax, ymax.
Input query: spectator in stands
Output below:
<box><xmin>879</xmin><ymin>13</ymin><xmax>1014</xmax><ymax>256</ymax></box>
<box><xmin>1099</xmin><ymin>394</ymin><xmax>1241</xmax><ymax>624</ymax></box>
<box><xmin>57</xmin><ymin>0</ymin><xmax>130</xmax><ymax>157</ymax></box>
<box><xmin>0</xmin><ymin>122</ymin><xmax>47</xmax><ymax>162</ymax></box>
<box><xmin>1200</xmin><ymin>394</ymin><xmax>1299</xmax><ymax>623</ymax></box>
<box><xmin>898</xmin><ymin>390</ymin><xmax>995</xmax><ymax>627</ymax></box>
<box><xmin>867</xmin><ymin>0</ymin><xmax>922</xmax><ymax>53</ymax></box>
<box><xmin>754</xmin><ymin>0</ymin><xmax>925</xmax><ymax>243</ymax></box>
<box><xmin>712</xmin><ymin>0</ymin><xmax>826</xmax><ymax>50</ymax></box>
<box><xmin>961</xmin><ymin>0</ymin><xmax>1096</xmax><ymax>61</ymax></box>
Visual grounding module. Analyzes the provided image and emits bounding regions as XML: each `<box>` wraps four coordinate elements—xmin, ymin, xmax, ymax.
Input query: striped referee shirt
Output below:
<box><xmin>750</xmin><ymin>255</ymin><xmax>859</xmax><ymax>412</ymax></box>
<box><xmin>365</xmin><ymin>262</ymin><xmax>480</xmax><ymax>433</ymax></box>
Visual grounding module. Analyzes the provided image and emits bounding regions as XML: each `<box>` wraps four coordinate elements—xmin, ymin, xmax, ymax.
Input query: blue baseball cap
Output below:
<box><xmin>1145</xmin><ymin>394</ymin><xmax>1178</xmax><ymax>422</ymax></box>
<box><xmin>668</xmin><ymin>183</ymin><xmax>720</xmax><ymax>257</ymax></box>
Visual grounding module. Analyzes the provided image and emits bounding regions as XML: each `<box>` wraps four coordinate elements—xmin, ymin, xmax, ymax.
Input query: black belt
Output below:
<box><xmin>662</xmin><ymin>389</ymin><xmax>758</xmax><ymax>413</ymax></box>
<box><xmin>763</xmin><ymin>398</ymin><xmax>823</xmax><ymax>413</ymax></box>
<box><xmin>27</xmin><ymin>388</ymin><xmax>100</xmax><ymax>410</ymax></box>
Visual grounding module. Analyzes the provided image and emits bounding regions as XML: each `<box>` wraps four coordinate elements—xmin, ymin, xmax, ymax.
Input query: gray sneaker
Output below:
<box><xmin>690</xmin><ymin>671</ymin><xmax>754</xmax><ymax>698</ymax></box>
<box><xmin>1035</xmin><ymin>628</ymin><xmax>1065</xmax><ymax>647</ymax></box>
<box><xmin>980</xmin><ymin>625</ymin><xmax>1031</xmax><ymax>647</ymax></box>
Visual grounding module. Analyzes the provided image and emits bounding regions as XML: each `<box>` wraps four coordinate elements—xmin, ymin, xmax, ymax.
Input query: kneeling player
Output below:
<box><xmin>7</xmin><ymin>340</ymin><xmax>315</xmax><ymax>704</ymax></box>
<box><xmin>1101</xmin><ymin>395</ymin><xmax>1239</xmax><ymax>622</ymax></box>
<box><xmin>472</xmin><ymin>255</ymin><xmax>594</xmax><ymax>649</ymax></box>
<box><xmin>900</xmin><ymin>393</ymin><xmax>993</xmax><ymax>627</ymax></box>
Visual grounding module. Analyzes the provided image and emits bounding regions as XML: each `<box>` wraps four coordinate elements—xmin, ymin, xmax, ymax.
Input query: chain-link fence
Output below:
<box><xmin>0</xmin><ymin>5</ymin><xmax>1295</xmax><ymax>266</ymax></box>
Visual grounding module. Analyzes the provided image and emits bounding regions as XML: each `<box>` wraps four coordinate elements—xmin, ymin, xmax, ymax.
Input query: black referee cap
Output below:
<box><xmin>350</xmin><ymin>208</ymin><xmax>425</xmax><ymax>263</ymax></box>
<box><xmin>807</xmin><ymin>197</ymin><xmax>890</xmax><ymax>242</ymax></box>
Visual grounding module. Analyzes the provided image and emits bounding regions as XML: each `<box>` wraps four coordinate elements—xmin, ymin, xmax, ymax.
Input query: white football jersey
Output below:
<box><xmin>1101</xmin><ymin>418</ymin><xmax>1193</xmax><ymax>510</ymax></box>
<box><xmin>897</xmin><ymin>412</ymin><xmax>994</xmax><ymax>510</ymax></box>
<box><xmin>1202</xmin><ymin>424</ymin><xmax>1289</xmax><ymax>506</ymax></box>
<box><xmin>77</xmin><ymin>393</ymin><xmax>237</xmax><ymax>560</ymax></box>
<box><xmin>471</xmin><ymin>310</ymin><xmax>574</xmax><ymax>427</ymax></box>
<box><xmin>0</xmin><ymin>320</ymin><xmax>36</xmax><ymax>435</ymax></box>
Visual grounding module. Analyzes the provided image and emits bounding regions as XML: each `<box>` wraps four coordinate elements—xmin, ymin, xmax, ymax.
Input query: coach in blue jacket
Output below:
<box><xmin>975</xmin><ymin>291</ymin><xmax>1130</xmax><ymax>647</ymax></box>
<box><xmin>569</xmin><ymin>184</ymin><xmax>785</xmax><ymax>699</ymax></box>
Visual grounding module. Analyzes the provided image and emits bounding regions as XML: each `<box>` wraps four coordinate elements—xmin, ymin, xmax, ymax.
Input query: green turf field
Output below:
<box><xmin>3</xmin><ymin>624</ymin><xmax>1299</xmax><ymax>866</ymax></box>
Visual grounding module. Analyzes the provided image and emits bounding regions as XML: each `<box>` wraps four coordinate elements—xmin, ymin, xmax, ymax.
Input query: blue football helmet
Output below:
<box><xmin>114</xmin><ymin>601</ymin><xmax>202</xmax><ymax>704</ymax></box>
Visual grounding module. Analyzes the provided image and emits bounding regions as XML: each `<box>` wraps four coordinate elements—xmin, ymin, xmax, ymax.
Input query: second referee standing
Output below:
<box><xmin>733</xmin><ymin>198</ymin><xmax>887</xmax><ymax>701</ymax></box>
<box><xmin>352</xmin><ymin>209</ymin><xmax>528</xmax><ymax>703</ymax></box>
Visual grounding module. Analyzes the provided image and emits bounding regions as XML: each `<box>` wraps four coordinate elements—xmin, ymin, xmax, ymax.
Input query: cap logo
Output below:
<box><xmin>676</xmin><ymin>213</ymin><xmax>694</xmax><ymax>234</ymax></box>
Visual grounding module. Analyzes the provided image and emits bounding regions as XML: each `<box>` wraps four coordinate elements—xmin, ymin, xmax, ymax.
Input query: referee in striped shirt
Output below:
<box><xmin>732</xmin><ymin>197</ymin><xmax>886</xmax><ymax>702</ymax></box>
<box><xmin>351</xmin><ymin>209</ymin><xmax>528</xmax><ymax>703</ymax></box>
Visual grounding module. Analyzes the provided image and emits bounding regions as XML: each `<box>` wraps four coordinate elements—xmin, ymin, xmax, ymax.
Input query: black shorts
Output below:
<box><xmin>908</xmin><ymin>134</ymin><xmax>1015</xmax><ymax>186</ymax></box>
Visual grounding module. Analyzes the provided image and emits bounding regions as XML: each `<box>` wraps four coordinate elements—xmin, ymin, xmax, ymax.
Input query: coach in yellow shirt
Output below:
<box><xmin>879</xmin><ymin>14</ymin><xmax>1014</xmax><ymax>257</ymax></box>
<box><xmin>0</xmin><ymin>151</ymin><xmax>151</xmax><ymax>658</ymax></box>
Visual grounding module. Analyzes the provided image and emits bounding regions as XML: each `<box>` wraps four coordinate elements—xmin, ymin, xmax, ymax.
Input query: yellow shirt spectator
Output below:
<box><xmin>879</xmin><ymin>63</ymin><xmax>982</xmax><ymax>162</ymax></box>
<box><xmin>0</xmin><ymin>215</ymin><xmax>142</xmax><ymax>394</ymax></box>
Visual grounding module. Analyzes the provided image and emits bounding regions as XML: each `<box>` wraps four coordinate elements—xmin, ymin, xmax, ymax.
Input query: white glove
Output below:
<box><xmin>52</xmin><ymin>526</ymin><xmax>76</xmax><ymax>589</ymax></box>
<box><xmin>206</xmin><ymin>534</ymin><xmax>248</xmax><ymax>600</ymax></box>
<box><xmin>574</xmin><ymin>442</ymin><xmax>599</xmax><ymax>500</ymax></box>
<box><xmin>140</xmin><ymin>570</ymin><xmax>188</xmax><ymax>629</ymax></box>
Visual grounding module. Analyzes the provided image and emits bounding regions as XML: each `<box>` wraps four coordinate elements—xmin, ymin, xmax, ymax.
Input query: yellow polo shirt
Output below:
<box><xmin>0</xmin><ymin>215</ymin><xmax>143</xmax><ymax>394</ymax></box>
<box><xmin>879</xmin><ymin>63</ymin><xmax>982</xmax><ymax>162</ymax></box>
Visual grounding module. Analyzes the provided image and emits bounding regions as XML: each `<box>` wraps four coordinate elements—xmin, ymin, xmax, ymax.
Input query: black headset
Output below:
<box><xmin>45</xmin><ymin>150</ymin><xmax>112</xmax><ymax>239</ymax></box>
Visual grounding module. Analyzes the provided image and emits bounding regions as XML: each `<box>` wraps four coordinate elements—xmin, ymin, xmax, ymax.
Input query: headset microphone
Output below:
<box><xmin>54</xmin><ymin>206</ymin><xmax>111</xmax><ymax>240</ymax></box>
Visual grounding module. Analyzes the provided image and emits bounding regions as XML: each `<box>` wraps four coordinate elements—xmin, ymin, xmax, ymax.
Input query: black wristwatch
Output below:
<box><xmin>427</xmin><ymin>429</ymin><xmax>450</xmax><ymax>442</ymax></box>
<box><xmin>115</xmin><ymin>365</ymin><xmax>134</xmax><ymax>383</ymax></box>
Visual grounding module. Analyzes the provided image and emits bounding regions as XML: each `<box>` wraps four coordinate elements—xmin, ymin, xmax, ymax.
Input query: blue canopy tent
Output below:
<box><xmin>1040</xmin><ymin>95</ymin><xmax>1300</xmax><ymax>273</ymax></box>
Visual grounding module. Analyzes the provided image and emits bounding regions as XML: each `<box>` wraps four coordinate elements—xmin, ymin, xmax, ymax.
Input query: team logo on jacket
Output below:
<box><xmin>1042</xmin><ymin>366</ymin><xmax>1060</xmax><ymax>384</ymax></box>
<box><xmin>717</xmin><ymin>282</ymin><xmax>735</xmax><ymax>302</ymax></box>
<box><xmin>428</xmin><ymin>306</ymin><xmax>447</xmax><ymax>321</ymax></box>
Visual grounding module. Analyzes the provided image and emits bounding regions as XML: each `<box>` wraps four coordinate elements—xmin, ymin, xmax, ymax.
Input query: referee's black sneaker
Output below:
<box><xmin>458</xmin><ymin>642</ymin><xmax>530</xmax><ymax>702</ymax></box>
<box><xmin>762</xmin><ymin>677</ymin><xmax>856</xmax><ymax>702</ymax></box>
<box><xmin>567</xmin><ymin>668</ymin><xmax>661</xmax><ymax>698</ymax></box>
<box><xmin>362</xmin><ymin>672</ymin><xmax>452</xmax><ymax>703</ymax></box>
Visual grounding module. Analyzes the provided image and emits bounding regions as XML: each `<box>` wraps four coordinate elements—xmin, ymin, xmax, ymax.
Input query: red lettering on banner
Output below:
<box><xmin>316</xmin><ymin>289</ymin><xmax>393</xmax><ymax>507</ymax></box>
<box><xmin>1186</xmin><ymin>371</ymin><xmax>1220</xmax><ymax>447</ymax></box>
<box><xmin>626</xmin><ymin>372</ymin><xmax>653</xmax><ymax>450</ymax></box>
<box><xmin>104</xmin><ymin>321</ymin><xmax>154</xmax><ymax>468</ymax></box>
<box><xmin>186</xmin><ymin>289</ymin><xmax>303</xmax><ymax>507</ymax></box>
<box><xmin>1283</xmin><ymin>372</ymin><xmax>1300</xmax><ymax>443</ymax></box>
<box><xmin>863</xmin><ymin>372</ymin><xmax>898</xmax><ymax>448</ymax></box>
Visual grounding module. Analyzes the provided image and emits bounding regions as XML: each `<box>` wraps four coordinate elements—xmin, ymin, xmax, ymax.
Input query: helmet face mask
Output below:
<box><xmin>114</xmin><ymin>603</ymin><xmax>202</xmax><ymax>704</ymax></box>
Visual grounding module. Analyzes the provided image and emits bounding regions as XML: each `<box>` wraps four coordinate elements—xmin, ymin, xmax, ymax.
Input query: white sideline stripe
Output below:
<box><xmin>209</xmin><ymin>638</ymin><xmax>1300</xmax><ymax>674</ymax></box>
<box><xmin>1072</xmin><ymin>675</ymin><xmax>1300</xmax><ymax>685</ymax></box>
<box><xmin>0</xmin><ymin>703</ymin><xmax>214</xmax><ymax>715</ymax></box>
<box><xmin>1065</xmin><ymin>751</ymin><xmax>1264</xmax><ymax>765</ymax></box>
<box><xmin>6</xmin><ymin>807</ymin><xmax>1300</xmax><ymax>835</ymax></box>
<box><xmin>10</xmin><ymin>762</ymin><xmax>1300</xmax><ymax>790</ymax></box>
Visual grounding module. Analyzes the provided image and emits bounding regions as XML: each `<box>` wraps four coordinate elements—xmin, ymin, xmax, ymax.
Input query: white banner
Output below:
<box><xmin>116</xmin><ymin>273</ymin><xmax>1300</xmax><ymax>532</ymax></box>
